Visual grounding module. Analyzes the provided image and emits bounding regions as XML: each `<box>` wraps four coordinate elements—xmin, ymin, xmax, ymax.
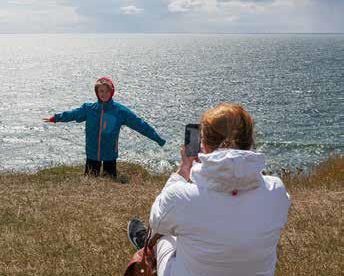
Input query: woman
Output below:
<box><xmin>128</xmin><ymin>103</ymin><xmax>290</xmax><ymax>276</ymax></box>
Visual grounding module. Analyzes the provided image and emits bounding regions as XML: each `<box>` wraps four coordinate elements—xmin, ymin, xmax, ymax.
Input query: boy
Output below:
<box><xmin>43</xmin><ymin>77</ymin><xmax>166</xmax><ymax>178</ymax></box>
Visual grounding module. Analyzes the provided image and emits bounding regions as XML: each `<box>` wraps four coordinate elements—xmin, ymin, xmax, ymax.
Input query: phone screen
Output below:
<box><xmin>185</xmin><ymin>124</ymin><xmax>200</xmax><ymax>157</ymax></box>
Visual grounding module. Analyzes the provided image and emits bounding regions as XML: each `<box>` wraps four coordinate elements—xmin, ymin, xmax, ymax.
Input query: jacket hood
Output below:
<box><xmin>95</xmin><ymin>77</ymin><xmax>115</xmax><ymax>102</ymax></box>
<box><xmin>190</xmin><ymin>148</ymin><xmax>266</xmax><ymax>193</ymax></box>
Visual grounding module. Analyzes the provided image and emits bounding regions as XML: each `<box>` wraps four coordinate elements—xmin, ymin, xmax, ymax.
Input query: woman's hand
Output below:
<box><xmin>176</xmin><ymin>146</ymin><xmax>198</xmax><ymax>181</ymax></box>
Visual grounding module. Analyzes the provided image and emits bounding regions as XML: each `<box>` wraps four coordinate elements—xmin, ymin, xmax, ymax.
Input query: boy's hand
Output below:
<box><xmin>43</xmin><ymin>117</ymin><xmax>55</xmax><ymax>123</ymax></box>
<box><xmin>158</xmin><ymin>138</ymin><xmax>166</xmax><ymax>147</ymax></box>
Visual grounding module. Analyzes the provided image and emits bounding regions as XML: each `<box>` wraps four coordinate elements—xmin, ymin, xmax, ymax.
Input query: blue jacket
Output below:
<box><xmin>54</xmin><ymin>99</ymin><xmax>166</xmax><ymax>161</ymax></box>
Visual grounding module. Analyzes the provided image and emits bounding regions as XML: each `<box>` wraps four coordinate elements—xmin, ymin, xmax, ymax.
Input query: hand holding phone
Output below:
<box><xmin>185</xmin><ymin>124</ymin><xmax>200</xmax><ymax>157</ymax></box>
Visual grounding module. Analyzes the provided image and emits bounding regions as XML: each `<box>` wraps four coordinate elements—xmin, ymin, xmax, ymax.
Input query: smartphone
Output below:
<box><xmin>185</xmin><ymin>124</ymin><xmax>201</xmax><ymax>157</ymax></box>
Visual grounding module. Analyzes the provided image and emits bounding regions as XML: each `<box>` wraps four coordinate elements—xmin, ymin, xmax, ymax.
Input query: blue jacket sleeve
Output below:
<box><xmin>122</xmin><ymin>107</ymin><xmax>166</xmax><ymax>146</ymax></box>
<box><xmin>54</xmin><ymin>104</ymin><xmax>87</xmax><ymax>123</ymax></box>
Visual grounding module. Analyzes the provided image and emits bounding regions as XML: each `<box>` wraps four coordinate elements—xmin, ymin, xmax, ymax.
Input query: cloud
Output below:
<box><xmin>55</xmin><ymin>0</ymin><xmax>170</xmax><ymax>32</ymax></box>
<box><xmin>8</xmin><ymin>0</ymin><xmax>36</xmax><ymax>4</ymax></box>
<box><xmin>162</xmin><ymin>0</ymin><xmax>303</xmax><ymax>32</ymax></box>
<box><xmin>217</xmin><ymin>0</ymin><xmax>275</xmax><ymax>2</ymax></box>
<box><xmin>167</xmin><ymin>0</ymin><xmax>204</xmax><ymax>13</ymax></box>
<box><xmin>0</xmin><ymin>0</ymin><xmax>343</xmax><ymax>33</ymax></box>
<box><xmin>204</xmin><ymin>0</ymin><xmax>311</xmax><ymax>32</ymax></box>
<box><xmin>0</xmin><ymin>0</ymin><xmax>86</xmax><ymax>33</ymax></box>
<box><xmin>120</xmin><ymin>5</ymin><xmax>144</xmax><ymax>15</ymax></box>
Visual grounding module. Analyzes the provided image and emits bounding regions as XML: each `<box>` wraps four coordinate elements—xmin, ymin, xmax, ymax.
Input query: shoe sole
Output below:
<box><xmin>127</xmin><ymin>220</ymin><xmax>140</xmax><ymax>250</ymax></box>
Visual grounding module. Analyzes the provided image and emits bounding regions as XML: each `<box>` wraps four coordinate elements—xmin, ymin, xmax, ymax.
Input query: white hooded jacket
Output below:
<box><xmin>149</xmin><ymin>149</ymin><xmax>290</xmax><ymax>276</ymax></box>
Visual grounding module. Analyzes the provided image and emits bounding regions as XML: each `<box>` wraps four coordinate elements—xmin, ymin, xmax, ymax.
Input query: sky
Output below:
<box><xmin>0</xmin><ymin>0</ymin><xmax>343</xmax><ymax>33</ymax></box>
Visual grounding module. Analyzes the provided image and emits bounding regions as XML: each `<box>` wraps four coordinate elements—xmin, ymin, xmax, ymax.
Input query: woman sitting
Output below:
<box><xmin>128</xmin><ymin>103</ymin><xmax>290</xmax><ymax>276</ymax></box>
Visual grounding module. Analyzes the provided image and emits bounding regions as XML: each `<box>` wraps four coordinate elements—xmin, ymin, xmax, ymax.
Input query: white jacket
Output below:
<box><xmin>149</xmin><ymin>149</ymin><xmax>290</xmax><ymax>276</ymax></box>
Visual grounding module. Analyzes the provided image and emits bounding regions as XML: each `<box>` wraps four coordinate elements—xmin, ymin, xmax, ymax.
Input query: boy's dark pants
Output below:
<box><xmin>85</xmin><ymin>159</ymin><xmax>117</xmax><ymax>178</ymax></box>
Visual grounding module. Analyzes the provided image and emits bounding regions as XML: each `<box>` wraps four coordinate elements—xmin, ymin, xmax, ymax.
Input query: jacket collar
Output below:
<box><xmin>97</xmin><ymin>99</ymin><xmax>114</xmax><ymax>109</ymax></box>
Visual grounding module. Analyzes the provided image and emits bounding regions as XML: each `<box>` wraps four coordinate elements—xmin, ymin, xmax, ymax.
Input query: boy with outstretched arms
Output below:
<box><xmin>43</xmin><ymin>77</ymin><xmax>166</xmax><ymax>178</ymax></box>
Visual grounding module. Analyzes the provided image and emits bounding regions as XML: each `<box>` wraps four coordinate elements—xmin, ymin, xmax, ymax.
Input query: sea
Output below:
<box><xmin>0</xmin><ymin>33</ymin><xmax>343</xmax><ymax>174</ymax></box>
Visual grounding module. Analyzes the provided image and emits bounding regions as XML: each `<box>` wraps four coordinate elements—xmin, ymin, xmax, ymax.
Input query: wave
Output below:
<box><xmin>256</xmin><ymin>141</ymin><xmax>344</xmax><ymax>151</ymax></box>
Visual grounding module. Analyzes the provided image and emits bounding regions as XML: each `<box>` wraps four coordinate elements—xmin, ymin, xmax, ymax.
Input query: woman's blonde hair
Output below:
<box><xmin>201</xmin><ymin>103</ymin><xmax>254</xmax><ymax>151</ymax></box>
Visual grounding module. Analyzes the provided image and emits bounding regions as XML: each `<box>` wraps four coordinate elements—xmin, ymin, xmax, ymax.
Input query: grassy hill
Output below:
<box><xmin>0</xmin><ymin>156</ymin><xmax>343</xmax><ymax>276</ymax></box>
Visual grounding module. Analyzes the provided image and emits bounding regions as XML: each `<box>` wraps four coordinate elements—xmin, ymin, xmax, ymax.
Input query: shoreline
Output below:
<box><xmin>1</xmin><ymin>152</ymin><xmax>341</xmax><ymax>177</ymax></box>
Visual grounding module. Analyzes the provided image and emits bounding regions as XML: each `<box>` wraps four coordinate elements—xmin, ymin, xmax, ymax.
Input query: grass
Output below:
<box><xmin>0</xmin><ymin>156</ymin><xmax>343</xmax><ymax>276</ymax></box>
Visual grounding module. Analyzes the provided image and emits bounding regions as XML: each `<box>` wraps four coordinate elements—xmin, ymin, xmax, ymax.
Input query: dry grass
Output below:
<box><xmin>276</xmin><ymin>155</ymin><xmax>344</xmax><ymax>276</ymax></box>
<box><xmin>0</xmin><ymin>157</ymin><xmax>343</xmax><ymax>276</ymax></box>
<box><xmin>0</xmin><ymin>163</ymin><xmax>168</xmax><ymax>276</ymax></box>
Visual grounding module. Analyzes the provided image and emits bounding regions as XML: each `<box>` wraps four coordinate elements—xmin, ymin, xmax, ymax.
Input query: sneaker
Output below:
<box><xmin>127</xmin><ymin>218</ymin><xmax>147</xmax><ymax>250</ymax></box>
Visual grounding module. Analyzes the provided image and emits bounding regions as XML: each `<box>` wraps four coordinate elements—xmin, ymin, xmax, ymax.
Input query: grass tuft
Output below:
<box><xmin>0</xmin><ymin>157</ymin><xmax>343</xmax><ymax>276</ymax></box>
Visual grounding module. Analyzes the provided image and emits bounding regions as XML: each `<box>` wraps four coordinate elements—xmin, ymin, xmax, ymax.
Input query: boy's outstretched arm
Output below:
<box><xmin>43</xmin><ymin>104</ymin><xmax>87</xmax><ymax>123</ymax></box>
<box><xmin>122</xmin><ymin>107</ymin><xmax>166</xmax><ymax>147</ymax></box>
<box><xmin>43</xmin><ymin>117</ymin><xmax>55</xmax><ymax>123</ymax></box>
